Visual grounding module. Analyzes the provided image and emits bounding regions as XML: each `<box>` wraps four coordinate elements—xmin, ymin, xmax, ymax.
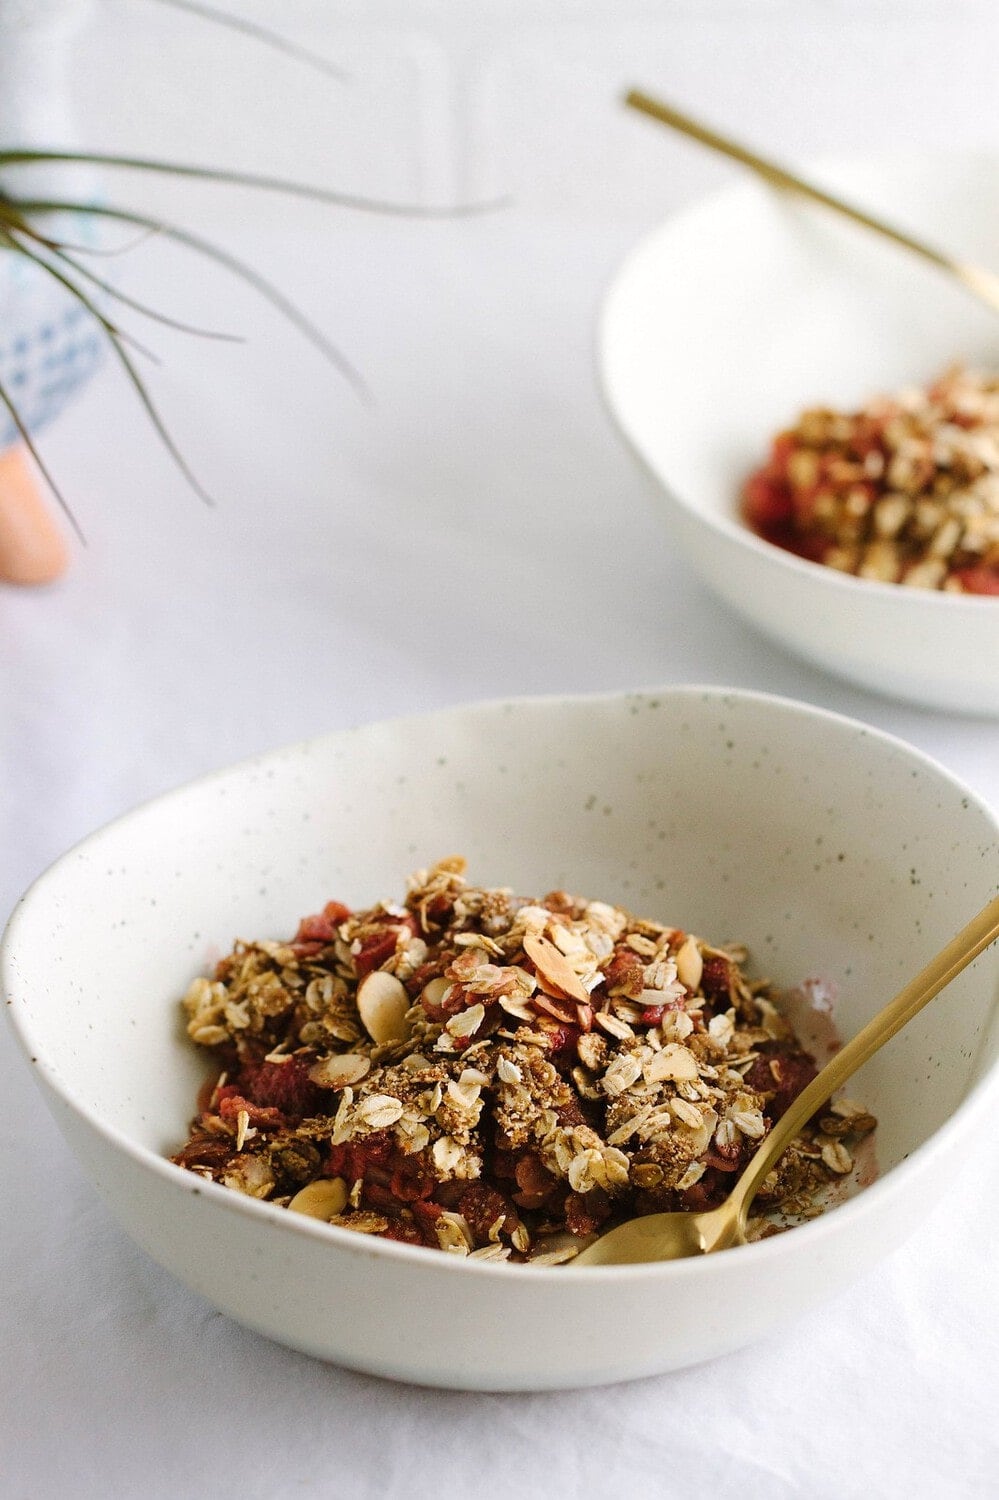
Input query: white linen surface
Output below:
<box><xmin>2</xmin><ymin>4</ymin><xmax>997</xmax><ymax>1496</ymax></box>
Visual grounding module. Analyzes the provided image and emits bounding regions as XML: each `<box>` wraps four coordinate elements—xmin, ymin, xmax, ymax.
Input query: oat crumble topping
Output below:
<box><xmin>172</xmin><ymin>858</ymin><xmax>876</xmax><ymax>1263</ymax></box>
<box><xmin>742</xmin><ymin>365</ymin><xmax>999</xmax><ymax>594</ymax></box>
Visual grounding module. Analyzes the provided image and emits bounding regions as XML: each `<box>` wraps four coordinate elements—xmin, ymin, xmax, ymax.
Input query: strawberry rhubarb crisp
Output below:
<box><xmin>742</xmin><ymin>365</ymin><xmax>999</xmax><ymax>594</ymax></box>
<box><xmin>173</xmin><ymin>859</ymin><xmax>875</xmax><ymax>1264</ymax></box>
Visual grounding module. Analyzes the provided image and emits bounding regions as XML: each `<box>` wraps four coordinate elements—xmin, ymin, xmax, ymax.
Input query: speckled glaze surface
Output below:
<box><xmin>3</xmin><ymin>686</ymin><xmax>998</xmax><ymax>1388</ymax></box>
<box><xmin>599</xmin><ymin>155</ymin><xmax>999</xmax><ymax>715</ymax></box>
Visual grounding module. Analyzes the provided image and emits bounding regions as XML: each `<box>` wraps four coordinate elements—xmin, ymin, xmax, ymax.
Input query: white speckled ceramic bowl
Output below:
<box><xmin>3</xmin><ymin>687</ymin><xmax>998</xmax><ymax>1389</ymax></box>
<box><xmin>600</xmin><ymin>154</ymin><xmax>999</xmax><ymax>714</ymax></box>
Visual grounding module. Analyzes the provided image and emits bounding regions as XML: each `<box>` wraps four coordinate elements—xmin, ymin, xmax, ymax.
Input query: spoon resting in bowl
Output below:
<box><xmin>573</xmin><ymin>892</ymin><xmax>999</xmax><ymax>1266</ymax></box>
<box><xmin>624</xmin><ymin>90</ymin><xmax>999</xmax><ymax>317</ymax></box>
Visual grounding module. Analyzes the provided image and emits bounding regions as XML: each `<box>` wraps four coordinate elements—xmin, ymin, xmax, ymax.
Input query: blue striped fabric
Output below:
<box><xmin>0</xmin><ymin>254</ymin><xmax>103</xmax><ymax>448</ymax></box>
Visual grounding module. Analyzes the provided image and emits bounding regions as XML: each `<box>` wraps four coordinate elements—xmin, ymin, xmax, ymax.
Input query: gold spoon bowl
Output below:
<box><xmin>575</xmin><ymin>892</ymin><xmax>999</xmax><ymax>1266</ymax></box>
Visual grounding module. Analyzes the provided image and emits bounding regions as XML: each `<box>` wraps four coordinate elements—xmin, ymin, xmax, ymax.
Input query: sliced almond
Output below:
<box><xmin>529</xmin><ymin>990</ymin><xmax>579</xmax><ymax>1026</ymax></box>
<box><xmin>288</xmin><ymin>1176</ymin><xmax>348</xmax><ymax>1219</ymax></box>
<box><xmin>674</xmin><ymin>936</ymin><xmax>703</xmax><ymax>993</ymax></box>
<box><xmin>419</xmin><ymin>976</ymin><xmax>452</xmax><ymax>1011</ymax></box>
<box><xmin>646</xmin><ymin>1042</ymin><xmax>699</xmax><ymax>1083</ymax></box>
<box><xmin>523</xmin><ymin>931</ymin><xmax>590</xmax><ymax>1003</ymax></box>
<box><xmin>308</xmin><ymin>1053</ymin><xmax>371</xmax><ymax>1090</ymax></box>
<box><xmin>356</xmin><ymin>969</ymin><xmax>411</xmax><ymax>1044</ymax></box>
<box><xmin>498</xmin><ymin>994</ymin><xmax>534</xmax><ymax>1021</ymax></box>
<box><xmin>445</xmin><ymin>1002</ymin><xmax>485</xmax><ymax>1039</ymax></box>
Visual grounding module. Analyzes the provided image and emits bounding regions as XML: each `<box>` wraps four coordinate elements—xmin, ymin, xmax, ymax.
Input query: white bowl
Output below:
<box><xmin>3</xmin><ymin>687</ymin><xmax>998</xmax><ymax>1389</ymax></box>
<box><xmin>599</xmin><ymin>153</ymin><xmax>999</xmax><ymax>715</ymax></box>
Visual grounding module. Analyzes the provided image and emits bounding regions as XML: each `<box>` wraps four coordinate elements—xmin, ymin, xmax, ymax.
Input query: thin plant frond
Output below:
<box><xmin>0</xmin><ymin>5</ymin><xmax>509</xmax><ymax>550</ymax></box>
<box><xmin>0</xmin><ymin>211</ymin><xmax>156</xmax><ymax>259</ymax></box>
<box><xmin>144</xmin><ymin>0</ymin><xmax>349</xmax><ymax>82</ymax></box>
<box><xmin>4</xmin><ymin>228</ymin><xmax>216</xmax><ymax>505</ymax></box>
<box><xmin>3</xmin><ymin>226</ymin><xmax>165</xmax><ymax>365</ymax></box>
<box><xmin>0</xmin><ymin>150</ymin><xmax>508</xmax><ymax>219</ymax></box>
<box><xmin>12</xmin><ymin>223</ymin><xmax>244</xmax><ymax>343</ymax></box>
<box><xmin>16</xmin><ymin>196</ymin><xmax>371</xmax><ymax>400</ymax></box>
<box><xmin>0</xmin><ymin>206</ymin><xmax>64</xmax><ymax>252</ymax></box>
<box><xmin>0</xmin><ymin>127</ymin><xmax>510</xmax><ymax>529</ymax></box>
<box><xmin>0</xmin><ymin>374</ymin><xmax>85</xmax><ymax>543</ymax></box>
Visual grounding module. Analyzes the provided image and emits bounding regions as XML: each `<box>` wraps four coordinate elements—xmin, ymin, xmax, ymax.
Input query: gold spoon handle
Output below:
<box><xmin>728</xmin><ymin>893</ymin><xmax>999</xmax><ymax>1222</ymax></box>
<box><xmin>625</xmin><ymin>89</ymin><xmax>999</xmax><ymax>313</ymax></box>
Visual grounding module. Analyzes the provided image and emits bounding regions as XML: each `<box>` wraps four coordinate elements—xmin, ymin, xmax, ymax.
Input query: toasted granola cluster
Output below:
<box><xmin>742</xmin><ymin>365</ymin><xmax>999</xmax><ymax>594</ymax></box>
<box><xmin>173</xmin><ymin>859</ymin><xmax>875</xmax><ymax>1264</ymax></box>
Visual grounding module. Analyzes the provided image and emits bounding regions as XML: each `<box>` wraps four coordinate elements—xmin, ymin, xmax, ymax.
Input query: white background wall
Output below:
<box><xmin>75</xmin><ymin>0</ymin><xmax>999</xmax><ymax>220</ymax></box>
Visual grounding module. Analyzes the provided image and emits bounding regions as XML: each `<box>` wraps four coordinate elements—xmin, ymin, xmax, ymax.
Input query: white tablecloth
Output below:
<box><xmin>2</xmin><ymin>4</ymin><xmax>997</xmax><ymax>1496</ymax></box>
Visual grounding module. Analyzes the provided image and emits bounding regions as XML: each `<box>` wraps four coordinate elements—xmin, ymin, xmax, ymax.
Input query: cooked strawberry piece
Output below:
<box><xmin>353</xmin><ymin>918</ymin><xmax>415</xmax><ymax>977</ymax></box>
<box><xmin>953</xmin><ymin>565</ymin><xmax>999</xmax><ymax>596</ymax></box>
<box><xmin>216</xmin><ymin>1091</ymin><xmax>285</xmax><ymax>1132</ymax></box>
<box><xmin>390</xmin><ymin>1156</ymin><xmax>435</xmax><ymax>1203</ymax></box>
<box><xmin>541</xmin><ymin>1023</ymin><xmax>581</xmax><ymax>1066</ymax></box>
<box><xmin>293</xmin><ymin>900</ymin><xmax>351</xmax><ymax>946</ymax></box>
<box><xmin>703</xmin><ymin>1142</ymin><xmax>742</xmax><ymax>1170</ymax></box>
<box><xmin>411</xmin><ymin>1198</ymin><xmax>445</xmax><ymax>1236</ymax></box>
<box><xmin>381</xmin><ymin>1218</ymin><xmax>428</xmax><ymax>1247</ymax></box>
<box><xmin>767</xmin><ymin>1050</ymin><xmax>819</xmax><ymax>1120</ymax></box>
<box><xmin>326</xmin><ymin>1130</ymin><xmax>396</xmax><ymax>1186</ymax></box>
<box><xmin>458</xmin><ymin>1182</ymin><xmax>516</xmax><ymax>1245</ymax></box>
<box><xmin>237</xmin><ymin>1055</ymin><xmax>319</xmax><ymax>1118</ymax></box>
<box><xmin>679</xmin><ymin>1166</ymin><xmax>733</xmax><ymax>1212</ymax></box>
<box><xmin>770</xmin><ymin>431</ymin><xmax>798</xmax><ymax>467</ymax></box>
<box><xmin>512</xmin><ymin>1152</ymin><xmax>559</xmax><ymax>1210</ymax></box>
<box><xmin>744</xmin><ymin>1046</ymin><xmax>818</xmax><ymax>1120</ymax></box>
<box><xmin>699</xmin><ymin>955</ymin><xmax>732</xmax><ymax>1002</ymax></box>
<box><xmin>173</xmin><ymin>1134</ymin><xmax>234</xmax><ymax>1172</ymax></box>
<box><xmin>602</xmin><ymin>946</ymin><xmax>645</xmax><ymax>999</ymax></box>
<box><xmin>743</xmin><ymin>468</ymin><xmax>794</xmax><ymax>530</ymax></box>
<box><xmin>565</xmin><ymin>1187</ymin><xmax>611</xmax><ymax>1238</ymax></box>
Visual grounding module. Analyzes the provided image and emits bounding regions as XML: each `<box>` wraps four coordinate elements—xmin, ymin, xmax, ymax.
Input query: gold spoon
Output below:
<box><xmin>625</xmin><ymin>89</ymin><xmax>999</xmax><ymax>316</ymax></box>
<box><xmin>573</xmin><ymin>892</ymin><xmax>999</xmax><ymax>1266</ymax></box>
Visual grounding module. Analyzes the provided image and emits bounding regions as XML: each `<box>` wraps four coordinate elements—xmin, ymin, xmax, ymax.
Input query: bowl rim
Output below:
<box><xmin>597</xmin><ymin>153</ymin><xmax>999</xmax><ymax>614</ymax></box>
<box><xmin>3</xmin><ymin>682</ymin><xmax>998</xmax><ymax>1283</ymax></box>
